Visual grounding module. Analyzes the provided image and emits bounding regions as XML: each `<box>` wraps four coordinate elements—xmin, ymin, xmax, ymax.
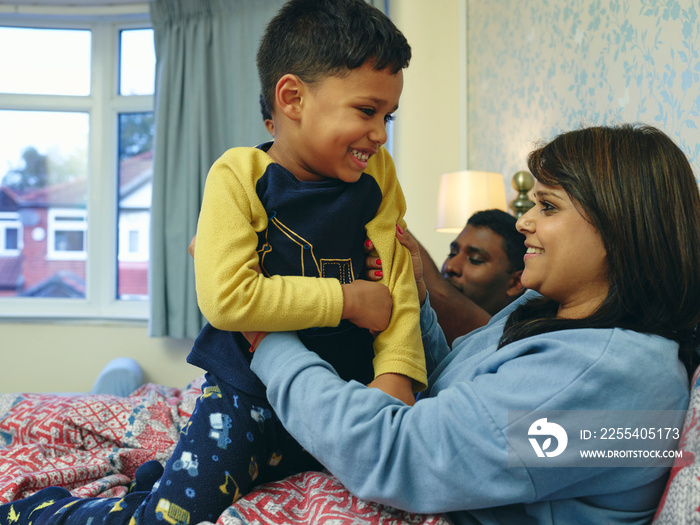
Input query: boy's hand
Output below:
<box><xmin>341</xmin><ymin>280</ymin><xmax>392</xmax><ymax>332</ymax></box>
<box><xmin>368</xmin><ymin>373</ymin><xmax>415</xmax><ymax>405</ymax></box>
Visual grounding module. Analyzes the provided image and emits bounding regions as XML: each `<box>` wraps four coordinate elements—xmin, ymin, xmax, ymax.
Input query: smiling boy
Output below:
<box><xmin>183</xmin><ymin>0</ymin><xmax>427</xmax><ymax>517</ymax></box>
<box><xmin>186</xmin><ymin>0</ymin><xmax>426</xmax><ymax>517</ymax></box>
<box><xmin>192</xmin><ymin>0</ymin><xmax>426</xmax><ymax>405</ymax></box>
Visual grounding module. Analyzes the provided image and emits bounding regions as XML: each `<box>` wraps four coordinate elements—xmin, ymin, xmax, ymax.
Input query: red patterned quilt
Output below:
<box><xmin>0</xmin><ymin>379</ymin><xmax>450</xmax><ymax>524</ymax></box>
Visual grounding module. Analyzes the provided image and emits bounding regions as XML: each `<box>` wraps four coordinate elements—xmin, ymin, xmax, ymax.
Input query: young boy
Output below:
<box><xmin>0</xmin><ymin>1</ymin><xmax>426</xmax><ymax>524</ymax></box>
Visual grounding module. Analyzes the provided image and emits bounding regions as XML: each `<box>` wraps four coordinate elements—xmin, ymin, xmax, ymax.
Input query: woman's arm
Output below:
<box><xmin>249</xmin><ymin>327</ymin><xmax>534</xmax><ymax>513</ymax></box>
<box><xmin>249</xmin><ymin>297</ymin><xmax>688</xmax><ymax>516</ymax></box>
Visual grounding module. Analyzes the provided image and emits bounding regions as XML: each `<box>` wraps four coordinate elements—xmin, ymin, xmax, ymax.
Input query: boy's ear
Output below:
<box><xmin>275</xmin><ymin>74</ymin><xmax>304</xmax><ymax>121</ymax></box>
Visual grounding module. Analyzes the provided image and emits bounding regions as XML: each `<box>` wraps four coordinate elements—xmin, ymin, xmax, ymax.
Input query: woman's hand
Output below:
<box><xmin>364</xmin><ymin>226</ymin><xmax>427</xmax><ymax>305</ymax></box>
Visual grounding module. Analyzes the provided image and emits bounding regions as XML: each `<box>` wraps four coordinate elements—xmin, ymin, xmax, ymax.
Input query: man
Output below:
<box><xmin>368</xmin><ymin>209</ymin><xmax>526</xmax><ymax>345</ymax></box>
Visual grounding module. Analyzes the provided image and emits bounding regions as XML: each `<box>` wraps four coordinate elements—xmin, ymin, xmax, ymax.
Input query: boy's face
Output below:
<box><xmin>277</xmin><ymin>62</ymin><xmax>403</xmax><ymax>183</ymax></box>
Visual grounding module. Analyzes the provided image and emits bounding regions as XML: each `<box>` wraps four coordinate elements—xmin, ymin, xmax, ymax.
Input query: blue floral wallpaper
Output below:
<box><xmin>468</xmin><ymin>0</ymin><xmax>700</xmax><ymax>185</ymax></box>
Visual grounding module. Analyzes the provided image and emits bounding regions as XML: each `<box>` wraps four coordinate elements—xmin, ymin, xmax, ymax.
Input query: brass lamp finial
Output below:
<box><xmin>510</xmin><ymin>171</ymin><xmax>535</xmax><ymax>217</ymax></box>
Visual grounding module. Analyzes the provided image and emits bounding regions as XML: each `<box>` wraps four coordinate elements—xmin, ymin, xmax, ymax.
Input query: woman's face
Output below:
<box><xmin>516</xmin><ymin>182</ymin><xmax>609</xmax><ymax>319</ymax></box>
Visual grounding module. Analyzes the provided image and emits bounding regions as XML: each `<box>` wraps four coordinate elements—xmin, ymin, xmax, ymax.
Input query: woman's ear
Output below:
<box><xmin>275</xmin><ymin>74</ymin><xmax>304</xmax><ymax>122</ymax></box>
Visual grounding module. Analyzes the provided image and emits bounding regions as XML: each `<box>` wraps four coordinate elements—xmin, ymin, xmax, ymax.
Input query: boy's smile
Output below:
<box><xmin>267</xmin><ymin>62</ymin><xmax>403</xmax><ymax>183</ymax></box>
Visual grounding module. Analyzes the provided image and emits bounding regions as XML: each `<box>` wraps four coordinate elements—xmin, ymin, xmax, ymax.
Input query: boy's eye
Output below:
<box><xmin>359</xmin><ymin>107</ymin><xmax>376</xmax><ymax>117</ymax></box>
<box><xmin>384</xmin><ymin>114</ymin><xmax>395</xmax><ymax>123</ymax></box>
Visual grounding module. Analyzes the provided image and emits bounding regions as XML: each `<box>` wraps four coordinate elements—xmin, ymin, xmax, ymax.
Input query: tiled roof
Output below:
<box><xmin>19</xmin><ymin>271</ymin><xmax>85</xmax><ymax>298</ymax></box>
<box><xmin>0</xmin><ymin>256</ymin><xmax>22</xmax><ymax>289</ymax></box>
<box><xmin>3</xmin><ymin>150</ymin><xmax>152</xmax><ymax>208</ymax></box>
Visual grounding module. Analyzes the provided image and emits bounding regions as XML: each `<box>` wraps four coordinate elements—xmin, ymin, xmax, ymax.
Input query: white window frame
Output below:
<box><xmin>47</xmin><ymin>208</ymin><xmax>87</xmax><ymax>260</ymax></box>
<box><xmin>0</xmin><ymin>4</ymin><xmax>153</xmax><ymax>320</ymax></box>
<box><xmin>0</xmin><ymin>211</ymin><xmax>23</xmax><ymax>256</ymax></box>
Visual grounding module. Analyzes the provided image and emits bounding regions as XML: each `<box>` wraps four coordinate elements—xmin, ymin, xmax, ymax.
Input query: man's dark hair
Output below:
<box><xmin>467</xmin><ymin>209</ymin><xmax>525</xmax><ymax>272</ymax></box>
<box><xmin>256</xmin><ymin>0</ymin><xmax>411</xmax><ymax>117</ymax></box>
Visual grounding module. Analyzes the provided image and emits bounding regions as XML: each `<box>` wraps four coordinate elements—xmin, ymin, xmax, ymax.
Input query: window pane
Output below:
<box><xmin>117</xmin><ymin>112</ymin><xmax>153</xmax><ymax>300</ymax></box>
<box><xmin>0</xmin><ymin>110</ymin><xmax>88</xmax><ymax>298</ymax></box>
<box><xmin>55</xmin><ymin>230</ymin><xmax>84</xmax><ymax>252</ymax></box>
<box><xmin>6</xmin><ymin>228</ymin><xmax>18</xmax><ymax>250</ymax></box>
<box><xmin>0</xmin><ymin>214</ymin><xmax>22</xmax><ymax>255</ymax></box>
<box><xmin>0</xmin><ymin>27</ymin><xmax>91</xmax><ymax>96</ymax></box>
<box><xmin>119</xmin><ymin>29</ymin><xmax>155</xmax><ymax>96</ymax></box>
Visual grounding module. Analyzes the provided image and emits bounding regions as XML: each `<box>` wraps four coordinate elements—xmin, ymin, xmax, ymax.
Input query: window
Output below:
<box><xmin>0</xmin><ymin>212</ymin><xmax>22</xmax><ymax>256</ymax></box>
<box><xmin>47</xmin><ymin>209</ymin><xmax>87</xmax><ymax>260</ymax></box>
<box><xmin>0</xmin><ymin>5</ymin><xmax>154</xmax><ymax>318</ymax></box>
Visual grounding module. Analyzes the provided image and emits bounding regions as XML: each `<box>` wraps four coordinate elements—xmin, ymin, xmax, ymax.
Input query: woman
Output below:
<box><xmin>244</xmin><ymin>124</ymin><xmax>700</xmax><ymax>524</ymax></box>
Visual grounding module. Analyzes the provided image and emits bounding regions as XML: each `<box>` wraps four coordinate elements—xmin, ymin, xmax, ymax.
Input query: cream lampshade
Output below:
<box><xmin>435</xmin><ymin>170</ymin><xmax>507</xmax><ymax>233</ymax></box>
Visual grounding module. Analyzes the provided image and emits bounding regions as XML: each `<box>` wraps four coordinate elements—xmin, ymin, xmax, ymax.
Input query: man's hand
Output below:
<box><xmin>341</xmin><ymin>280</ymin><xmax>392</xmax><ymax>332</ymax></box>
<box><xmin>188</xmin><ymin>235</ymin><xmax>197</xmax><ymax>258</ymax></box>
<box><xmin>241</xmin><ymin>330</ymin><xmax>269</xmax><ymax>351</ymax></box>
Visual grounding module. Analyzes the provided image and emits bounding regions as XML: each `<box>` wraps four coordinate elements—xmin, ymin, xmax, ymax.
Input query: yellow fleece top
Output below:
<box><xmin>194</xmin><ymin>144</ymin><xmax>427</xmax><ymax>391</ymax></box>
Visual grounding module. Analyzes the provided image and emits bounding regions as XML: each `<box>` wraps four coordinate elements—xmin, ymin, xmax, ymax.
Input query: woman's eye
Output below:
<box><xmin>539</xmin><ymin>201</ymin><xmax>555</xmax><ymax>213</ymax></box>
<box><xmin>468</xmin><ymin>258</ymin><xmax>485</xmax><ymax>265</ymax></box>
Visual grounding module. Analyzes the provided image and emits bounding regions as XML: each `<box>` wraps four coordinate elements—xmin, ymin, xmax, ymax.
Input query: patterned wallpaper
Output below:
<box><xmin>467</xmin><ymin>0</ymin><xmax>700</xmax><ymax>185</ymax></box>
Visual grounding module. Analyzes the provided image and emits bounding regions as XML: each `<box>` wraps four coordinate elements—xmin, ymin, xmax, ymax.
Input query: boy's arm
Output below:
<box><xmin>195</xmin><ymin>148</ymin><xmax>346</xmax><ymax>332</ymax></box>
<box><xmin>364</xmin><ymin>149</ymin><xmax>428</xmax><ymax>392</ymax></box>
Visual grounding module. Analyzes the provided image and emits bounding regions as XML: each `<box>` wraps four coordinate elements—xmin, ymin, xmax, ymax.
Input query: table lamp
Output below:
<box><xmin>435</xmin><ymin>170</ymin><xmax>507</xmax><ymax>233</ymax></box>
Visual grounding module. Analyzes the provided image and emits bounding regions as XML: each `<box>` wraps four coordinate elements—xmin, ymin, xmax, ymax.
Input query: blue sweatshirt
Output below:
<box><xmin>251</xmin><ymin>291</ymin><xmax>689</xmax><ymax>524</ymax></box>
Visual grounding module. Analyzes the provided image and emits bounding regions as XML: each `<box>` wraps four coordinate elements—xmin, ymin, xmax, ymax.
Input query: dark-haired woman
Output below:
<box><xmin>244</xmin><ymin>124</ymin><xmax>700</xmax><ymax>524</ymax></box>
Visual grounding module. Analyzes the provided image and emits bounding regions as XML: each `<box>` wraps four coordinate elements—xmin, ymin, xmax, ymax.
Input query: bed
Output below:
<box><xmin>5</xmin><ymin>368</ymin><xmax>698</xmax><ymax>524</ymax></box>
<box><xmin>0</xmin><ymin>377</ymin><xmax>451</xmax><ymax>524</ymax></box>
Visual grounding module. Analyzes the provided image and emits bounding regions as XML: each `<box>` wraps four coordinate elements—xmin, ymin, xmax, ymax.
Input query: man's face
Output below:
<box><xmin>441</xmin><ymin>225</ymin><xmax>518</xmax><ymax>315</ymax></box>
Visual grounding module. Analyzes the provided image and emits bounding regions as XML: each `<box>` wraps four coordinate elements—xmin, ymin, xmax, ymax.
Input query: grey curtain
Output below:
<box><xmin>148</xmin><ymin>0</ymin><xmax>285</xmax><ymax>338</ymax></box>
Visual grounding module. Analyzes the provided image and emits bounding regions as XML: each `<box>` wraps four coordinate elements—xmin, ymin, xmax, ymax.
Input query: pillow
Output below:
<box><xmin>652</xmin><ymin>365</ymin><xmax>700</xmax><ymax>524</ymax></box>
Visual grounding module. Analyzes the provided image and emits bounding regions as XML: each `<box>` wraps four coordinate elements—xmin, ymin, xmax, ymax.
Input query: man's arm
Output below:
<box><xmin>368</xmin><ymin>230</ymin><xmax>491</xmax><ymax>346</ymax></box>
<box><xmin>415</xmin><ymin>237</ymin><xmax>491</xmax><ymax>345</ymax></box>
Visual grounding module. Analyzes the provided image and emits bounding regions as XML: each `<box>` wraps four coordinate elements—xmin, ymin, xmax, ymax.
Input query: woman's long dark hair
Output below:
<box><xmin>499</xmin><ymin>124</ymin><xmax>700</xmax><ymax>373</ymax></box>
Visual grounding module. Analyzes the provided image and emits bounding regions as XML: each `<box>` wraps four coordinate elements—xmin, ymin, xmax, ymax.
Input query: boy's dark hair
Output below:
<box><xmin>259</xmin><ymin>92</ymin><xmax>272</xmax><ymax>122</ymax></box>
<box><xmin>257</xmin><ymin>0</ymin><xmax>411</xmax><ymax>117</ymax></box>
<box><xmin>467</xmin><ymin>209</ymin><xmax>525</xmax><ymax>273</ymax></box>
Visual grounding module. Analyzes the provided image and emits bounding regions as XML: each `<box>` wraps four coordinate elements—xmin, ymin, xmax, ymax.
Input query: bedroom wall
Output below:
<box><xmin>2</xmin><ymin>321</ymin><xmax>200</xmax><ymax>392</ymax></box>
<box><xmin>389</xmin><ymin>0</ymin><xmax>468</xmax><ymax>263</ymax></box>
<box><xmin>466</xmin><ymin>0</ymin><xmax>700</xmax><ymax>183</ymax></box>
